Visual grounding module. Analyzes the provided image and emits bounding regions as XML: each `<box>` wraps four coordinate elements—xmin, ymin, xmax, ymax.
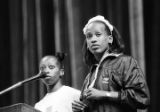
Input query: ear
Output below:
<box><xmin>60</xmin><ymin>69</ymin><xmax>64</xmax><ymax>77</ymax></box>
<box><xmin>108</xmin><ymin>35</ymin><xmax>113</xmax><ymax>44</ymax></box>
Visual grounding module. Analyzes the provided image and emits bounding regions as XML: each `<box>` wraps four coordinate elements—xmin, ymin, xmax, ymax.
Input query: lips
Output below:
<box><xmin>44</xmin><ymin>75</ymin><xmax>51</xmax><ymax>79</ymax></box>
<box><xmin>91</xmin><ymin>44</ymin><xmax>100</xmax><ymax>49</ymax></box>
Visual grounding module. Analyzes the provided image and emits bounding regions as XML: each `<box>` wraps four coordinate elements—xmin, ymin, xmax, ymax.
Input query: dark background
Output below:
<box><xmin>0</xmin><ymin>0</ymin><xmax>160</xmax><ymax>112</ymax></box>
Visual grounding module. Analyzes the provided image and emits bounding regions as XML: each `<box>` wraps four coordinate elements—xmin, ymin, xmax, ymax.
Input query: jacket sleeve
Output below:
<box><xmin>119</xmin><ymin>56</ymin><xmax>150</xmax><ymax>109</ymax></box>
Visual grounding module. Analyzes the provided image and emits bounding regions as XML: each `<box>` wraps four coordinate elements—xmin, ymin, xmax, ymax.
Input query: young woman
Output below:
<box><xmin>35</xmin><ymin>53</ymin><xmax>80</xmax><ymax>112</ymax></box>
<box><xmin>72</xmin><ymin>15</ymin><xmax>150</xmax><ymax>112</ymax></box>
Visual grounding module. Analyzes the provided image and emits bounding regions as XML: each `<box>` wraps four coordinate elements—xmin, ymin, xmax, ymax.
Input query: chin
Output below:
<box><xmin>91</xmin><ymin>50</ymin><xmax>104</xmax><ymax>54</ymax></box>
<box><xmin>45</xmin><ymin>81</ymin><xmax>56</xmax><ymax>86</ymax></box>
<box><xmin>43</xmin><ymin>79</ymin><xmax>55</xmax><ymax>85</ymax></box>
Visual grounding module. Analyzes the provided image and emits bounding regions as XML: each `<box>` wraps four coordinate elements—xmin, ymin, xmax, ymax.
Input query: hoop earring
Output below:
<box><xmin>87</xmin><ymin>47</ymin><xmax>90</xmax><ymax>51</ymax></box>
<box><xmin>87</xmin><ymin>45</ymin><xmax>89</xmax><ymax>49</ymax></box>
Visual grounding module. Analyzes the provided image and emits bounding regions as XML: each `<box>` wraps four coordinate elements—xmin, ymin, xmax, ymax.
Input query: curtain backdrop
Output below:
<box><xmin>0</xmin><ymin>0</ymin><xmax>160</xmax><ymax>112</ymax></box>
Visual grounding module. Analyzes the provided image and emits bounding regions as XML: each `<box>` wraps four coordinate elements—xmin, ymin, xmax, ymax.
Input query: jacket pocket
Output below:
<box><xmin>102</xmin><ymin>66</ymin><xmax>122</xmax><ymax>91</ymax></box>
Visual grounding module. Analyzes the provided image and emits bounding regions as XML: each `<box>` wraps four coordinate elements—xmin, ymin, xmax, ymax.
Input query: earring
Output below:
<box><xmin>87</xmin><ymin>45</ymin><xmax>89</xmax><ymax>49</ymax></box>
<box><xmin>108</xmin><ymin>35</ymin><xmax>113</xmax><ymax>44</ymax></box>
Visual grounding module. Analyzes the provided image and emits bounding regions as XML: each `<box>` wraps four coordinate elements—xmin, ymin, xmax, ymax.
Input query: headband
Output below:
<box><xmin>83</xmin><ymin>15</ymin><xmax>113</xmax><ymax>34</ymax></box>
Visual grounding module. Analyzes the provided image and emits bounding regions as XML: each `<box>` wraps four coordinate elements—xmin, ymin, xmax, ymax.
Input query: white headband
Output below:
<box><xmin>83</xmin><ymin>15</ymin><xmax>113</xmax><ymax>34</ymax></box>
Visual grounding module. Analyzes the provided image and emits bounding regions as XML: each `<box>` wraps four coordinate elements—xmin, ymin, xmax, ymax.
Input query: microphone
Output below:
<box><xmin>36</xmin><ymin>71</ymin><xmax>49</xmax><ymax>79</ymax></box>
<box><xmin>0</xmin><ymin>71</ymin><xmax>48</xmax><ymax>96</ymax></box>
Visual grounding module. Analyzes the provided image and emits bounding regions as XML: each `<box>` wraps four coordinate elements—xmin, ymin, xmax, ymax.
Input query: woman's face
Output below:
<box><xmin>85</xmin><ymin>22</ymin><xmax>112</xmax><ymax>55</ymax></box>
<box><xmin>39</xmin><ymin>57</ymin><xmax>62</xmax><ymax>85</ymax></box>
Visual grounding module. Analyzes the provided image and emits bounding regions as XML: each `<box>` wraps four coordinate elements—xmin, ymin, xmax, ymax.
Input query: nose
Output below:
<box><xmin>41</xmin><ymin>70</ymin><xmax>50</xmax><ymax>76</ymax></box>
<box><xmin>90</xmin><ymin>35</ymin><xmax>97</xmax><ymax>43</ymax></box>
<box><xmin>43</xmin><ymin>69</ymin><xmax>49</xmax><ymax>73</ymax></box>
<box><xmin>91</xmin><ymin>40</ymin><xmax>96</xmax><ymax>43</ymax></box>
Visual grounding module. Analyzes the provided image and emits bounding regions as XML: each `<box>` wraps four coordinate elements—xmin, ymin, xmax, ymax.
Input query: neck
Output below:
<box><xmin>94</xmin><ymin>53</ymin><xmax>103</xmax><ymax>62</ymax></box>
<box><xmin>94</xmin><ymin>50</ymin><xmax>109</xmax><ymax>62</ymax></box>
<box><xmin>47</xmin><ymin>80</ymin><xmax>63</xmax><ymax>93</ymax></box>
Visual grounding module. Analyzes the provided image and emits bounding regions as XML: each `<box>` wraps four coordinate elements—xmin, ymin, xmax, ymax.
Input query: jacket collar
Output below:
<box><xmin>99</xmin><ymin>51</ymin><xmax>122</xmax><ymax>64</ymax></box>
<box><xmin>90</xmin><ymin>52</ymin><xmax>122</xmax><ymax>71</ymax></box>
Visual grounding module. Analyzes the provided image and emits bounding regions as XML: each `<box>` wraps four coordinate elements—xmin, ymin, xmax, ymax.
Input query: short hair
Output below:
<box><xmin>40</xmin><ymin>52</ymin><xmax>66</xmax><ymax>69</ymax></box>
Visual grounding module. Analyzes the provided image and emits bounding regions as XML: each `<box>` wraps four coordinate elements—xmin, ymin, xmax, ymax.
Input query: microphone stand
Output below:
<box><xmin>0</xmin><ymin>73</ymin><xmax>46</xmax><ymax>96</ymax></box>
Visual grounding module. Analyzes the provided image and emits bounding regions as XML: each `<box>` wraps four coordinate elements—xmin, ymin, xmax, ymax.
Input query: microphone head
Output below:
<box><xmin>39</xmin><ymin>71</ymin><xmax>49</xmax><ymax>78</ymax></box>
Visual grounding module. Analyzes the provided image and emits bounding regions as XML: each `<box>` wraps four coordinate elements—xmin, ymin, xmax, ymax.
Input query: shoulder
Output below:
<box><xmin>117</xmin><ymin>54</ymin><xmax>133</xmax><ymax>60</ymax></box>
<box><xmin>34</xmin><ymin>94</ymin><xmax>49</xmax><ymax>111</ymax></box>
<box><xmin>62</xmin><ymin>86</ymin><xmax>80</xmax><ymax>100</ymax></box>
<box><xmin>63</xmin><ymin>86</ymin><xmax>81</xmax><ymax>94</ymax></box>
<box><xmin>117</xmin><ymin>55</ymin><xmax>142</xmax><ymax>74</ymax></box>
<box><xmin>117</xmin><ymin>54</ymin><xmax>138</xmax><ymax>65</ymax></box>
<box><xmin>102</xmin><ymin>53</ymin><xmax>135</xmax><ymax>63</ymax></box>
<box><xmin>107</xmin><ymin>54</ymin><xmax>139</xmax><ymax>70</ymax></box>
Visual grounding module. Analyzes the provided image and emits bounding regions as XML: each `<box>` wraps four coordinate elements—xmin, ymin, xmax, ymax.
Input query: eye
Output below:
<box><xmin>86</xmin><ymin>33</ymin><xmax>92</xmax><ymax>39</ymax></box>
<box><xmin>96</xmin><ymin>33</ymin><xmax>101</xmax><ymax>37</ymax></box>
<box><xmin>49</xmin><ymin>65</ymin><xmax>55</xmax><ymax>69</ymax></box>
<box><xmin>40</xmin><ymin>66</ymin><xmax>46</xmax><ymax>71</ymax></box>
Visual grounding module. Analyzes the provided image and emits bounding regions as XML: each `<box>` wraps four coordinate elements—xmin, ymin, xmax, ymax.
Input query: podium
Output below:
<box><xmin>0</xmin><ymin>103</ymin><xmax>41</xmax><ymax>112</ymax></box>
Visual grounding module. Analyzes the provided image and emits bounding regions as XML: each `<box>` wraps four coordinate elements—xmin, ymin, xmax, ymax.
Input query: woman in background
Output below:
<box><xmin>72</xmin><ymin>15</ymin><xmax>150</xmax><ymax>112</ymax></box>
<box><xmin>35</xmin><ymin>52</ymin><xmax>80</xmax><ymax>112</ymax></box>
